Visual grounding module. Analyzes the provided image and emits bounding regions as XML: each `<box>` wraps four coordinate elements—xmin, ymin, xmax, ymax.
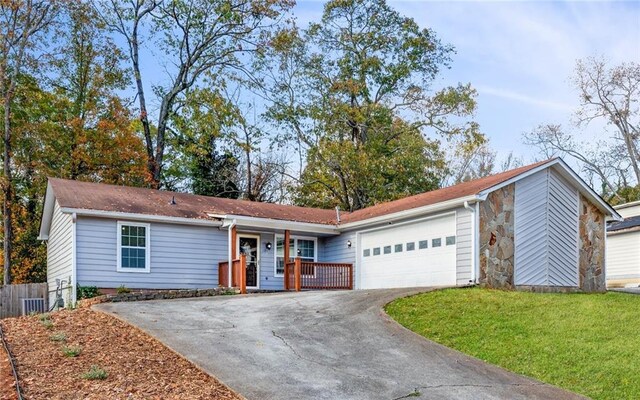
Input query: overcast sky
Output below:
<box><xmin>295</xmin><ymin>0</ymin><xmax>640</xmax><ymax>164</ymax></box>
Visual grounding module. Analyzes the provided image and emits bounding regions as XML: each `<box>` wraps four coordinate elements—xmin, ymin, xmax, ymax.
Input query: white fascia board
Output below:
<box><xmin>209</xmin><ymin>214</ymin><xmax>340</xmax><ymax>235</ymax></box>
<box><xmin>37</xmin><ymin>182</ymin><xmax>56</xmax><ymax>240</ymax></box>
<box><xmin>614</xmin><ymin>200</ymin><xmax>640</xmax><ymax>210</ymax></box>
<box><xmin>60</xmin><ymin>208</ymin><xmax>224</xmax><ymax>227</ymax></box>
<box><xmin>337</xmin><ymin>195</ymin><xmax>480</xmax><ymax>231</ymax></box>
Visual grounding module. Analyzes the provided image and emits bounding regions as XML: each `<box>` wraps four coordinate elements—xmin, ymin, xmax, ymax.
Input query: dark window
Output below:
<box><xmin>432</xmin><ymin>238</ymin><xmax>442</xmax><ymax>247</ymax></box>
<box><xmin>395</xmin><ymin>244</ymin><xmax>403</xmax><ymax>253</ymax></box>
<box><xmin>418</xmin><ymin>240</ymin><xmax>428</xmax><ymax>249</ymax></box>
<box><xmin>373</xmin><ymin>247</ymin><xmax>381</xmax><ymax>256</ymax></box>
<box><xmin>383</xmin><ymin>246</ymin><xmax>392</xmax><ymax>254</ymax></box>
<box><xmin>120</xmin><ymin>224</ymin><xmax>147</xmax><ymax>269</ymax></box>
<box><xmin>363</xmin><ymin>249</ymin><xmax>371</xmax><ymax>257</ymax></box>
<box><xmin>446</xmin><ymin>236</ymin><xmax>456</xmax><ymax>246</ymax></box>
<box><xmin>406</xmin><ymin>242</ymin><xmax>415</xmax><ymax>251</ymax></box>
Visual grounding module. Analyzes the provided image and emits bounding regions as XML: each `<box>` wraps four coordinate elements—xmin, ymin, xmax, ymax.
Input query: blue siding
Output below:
<box><xmin>47</xmin><ymin>201</ymin><xmax>74</xmax><ymax>305</ymax></box>
<box><xmin>322</xmin><ymin>232</ymin><xmax>356</xmax><ymax>264</ymax></box>
<box><xmin>514</xmin><ymin>168</ymin><xmax>579</xmax><ymax>287</ymax></box>
<box><xmin>76</xmin><ymin>217</ymin><xmax>226</xmax><ymax>289</ymax></box>
<box><xmin>258</xmin><ymin>232</ymin><xmax>282</xmax><ymax>290</ymax></box>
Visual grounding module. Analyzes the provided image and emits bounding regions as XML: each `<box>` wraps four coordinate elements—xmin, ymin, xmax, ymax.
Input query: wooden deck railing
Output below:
<box><xmin>285</xmin><ymin>258</ymin><xmax>353</xmax><ymax>291</ymax></box>
<box><xmin>218</xmin><ymin>253</ymin><xmax>247</xmax><ymax>294</ymax></box>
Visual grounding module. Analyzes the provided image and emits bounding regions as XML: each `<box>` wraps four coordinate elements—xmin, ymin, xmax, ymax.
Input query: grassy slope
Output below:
<box><xmin>385</xmin><ymin>288</ymin><xmax>640</xmax><ymax>400</ymax></box>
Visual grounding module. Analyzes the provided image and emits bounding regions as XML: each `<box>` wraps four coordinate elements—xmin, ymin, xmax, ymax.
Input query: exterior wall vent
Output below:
<box><xmin>21</xmin><ymin>298</ymin><xmax>47</xmax><ymax>316</ymax></box>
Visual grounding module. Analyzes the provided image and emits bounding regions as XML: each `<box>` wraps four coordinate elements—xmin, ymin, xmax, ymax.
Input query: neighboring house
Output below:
<box><xmin>38</xmin><ymin>158</ymin><xmax>620</xmax><ymax>305</ymax></box>
<box><xmin>606</xmin><ymin>201</ymin><xmax>640</xmax><ymax>288</ymax></box>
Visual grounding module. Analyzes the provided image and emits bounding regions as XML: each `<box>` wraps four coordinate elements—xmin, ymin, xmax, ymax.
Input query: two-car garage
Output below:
<box><xmin>357</xmin><ymin>213</ymin><xmax>459</xmax><ymax>289</ymax></box>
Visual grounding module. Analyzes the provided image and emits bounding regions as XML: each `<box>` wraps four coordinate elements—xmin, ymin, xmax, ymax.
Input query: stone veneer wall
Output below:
<box><xmin>479</xmin><ymin>184</ymin><xmax>515</xmax><ymax>289</ymax></box>
<box><xmin>579</xmin><ymin>196</ymin><xmax>606</xmax><ymax>292</ymax></box>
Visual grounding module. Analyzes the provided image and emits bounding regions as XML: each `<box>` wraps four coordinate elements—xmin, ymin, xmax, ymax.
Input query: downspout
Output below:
<box><xmin>463</xmin><ymin>201</ymin><xmax>476</xmax><ymax>284</ymax></box>
<box><xmin>71</xmin><ymin>212</ymin><xmax>77</xmax><ymax>306</ymax></box>
<box><xmin>227</xmin><ymin>219</ymin><xmax>236</xmax><ymax>288</ymax></box>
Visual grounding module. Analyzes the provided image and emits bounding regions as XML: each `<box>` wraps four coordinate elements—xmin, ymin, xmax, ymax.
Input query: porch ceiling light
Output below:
<box><xmin>347</xmin><ymin>240</ymin><xmax>352</xmax><ymax>248</ymax></box>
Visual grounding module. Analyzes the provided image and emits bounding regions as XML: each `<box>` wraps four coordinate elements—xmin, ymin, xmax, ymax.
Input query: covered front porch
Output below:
<box><xmin>216</xmin><ymin>220</ymin><xmax>354</xmax><ymax>294</ymax></box>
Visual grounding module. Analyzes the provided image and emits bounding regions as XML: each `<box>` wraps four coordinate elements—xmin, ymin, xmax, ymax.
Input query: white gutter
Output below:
<box><xmin>463</xmin><ymin>200</ymin><xmax>477</xmax><ymax>284</ymax></box>
<box><xmin>225</xmin><ymin>219</ymin><xmax>237</xmax><ymax>288</ymax></box>
<box><xmin>61</xmin><ymin>208</ymin><xmax>224</xmax><ymax>227</ymax></box>
<box><xmin>209</xmin><ymin>214</ymin><xmax>340</xmax><ymax>235</ymax></box>
<box><xmin>338</xmin><ymin>195</ymin><xmax>480</xmax><ymax>231</ymax></box>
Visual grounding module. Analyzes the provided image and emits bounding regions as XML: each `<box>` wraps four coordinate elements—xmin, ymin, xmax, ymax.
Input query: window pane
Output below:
<box><xmin>373</xmin><ymin>247</ymin><xmax>380</xmax><ymax>256</ymax></box>
<box><xmin>446</xmin><ymin>236</ymin><xmax>456</xmax><ymax>246</ymax></box>
<box><xmin>120</xmin><ymin>225</ymin><xmax>147</xmax><ymax>269</ymax></box>
<box><xmin>363</xmin><ymin>249</ymin><xmax>371</xmax><ymax>257</ymax></box>
<box><xmin>276</xmin><ymin>257</ymin><xmax>284</xmax><ymax>275</ymax></box>
<box><xmin>406</xmin><ymin>242</ymin><xmax>415</xmax><ymax>251</ymax></box>
<box><xmin>432</xmin><ymin>238</ymin><xmax>442</xmax><ymax>247</ymax></box>
<box><xmin>395</xmin><ymin>244</ymin><xmax>403</xmax><ymax>253</ymax></box>
<box><xmin>383</xmin><ymin>246</ymin><xmax>391</xmax><ymax>254</ymax></box>
<box><xmin>419</xmin><ymin>240</ymin><xmax>428</xmax><ymax>249</ymax></box>
<box><xmin>276</xmin><ymin>237</ymin><xmax>284</xmax><ymax>256</ymax></box>
<box><xmin>297</xmin><ymin>239</ymin><xmax>315</xmax><ymax>259</ymax></box>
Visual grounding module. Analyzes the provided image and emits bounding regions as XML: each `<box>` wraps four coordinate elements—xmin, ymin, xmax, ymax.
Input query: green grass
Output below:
<box><xmin>385</xmin><ymin>288</ymin><xmax>640</xmax><ymax>400</ymax></box>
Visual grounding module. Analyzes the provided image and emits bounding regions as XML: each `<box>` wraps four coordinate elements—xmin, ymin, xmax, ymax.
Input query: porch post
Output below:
<box><xmin>284</xmin><ymin>229</ymin><xmax>291</xmax><ymax>290</ymax></box>
<box><xmin>294</xmin><ymin>257</ymin><xmax>301</xmax><ymax>292</ymax></box>
<box><xmin>239</xmin><ymin>253</ymin><xmax>247</xmax><ymax>294</ymax></box>
<box><xmin>231</xmin><ymin>225</ymin><xmax>238</xmax><ymax>259</ymax></box>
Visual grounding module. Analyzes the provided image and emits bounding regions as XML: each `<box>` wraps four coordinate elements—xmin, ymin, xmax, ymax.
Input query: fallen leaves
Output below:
<box><xmin>0</xmin><ymin>309</ymin><xmax>241</xmax><ymax>400</ymax></box>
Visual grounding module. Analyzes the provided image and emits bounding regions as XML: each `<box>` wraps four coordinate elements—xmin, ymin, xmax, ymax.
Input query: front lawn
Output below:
<box><xmin>385</xmin><ymin>288</ymin><xmax>640</xmax><ymax>400</ymax></box>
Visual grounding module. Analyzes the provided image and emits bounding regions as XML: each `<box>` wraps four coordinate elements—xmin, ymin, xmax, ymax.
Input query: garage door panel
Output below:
<box><xmin>359</xmin><ymin>214</ymin><xmax>457</xmax><ymax>289</ymax></box>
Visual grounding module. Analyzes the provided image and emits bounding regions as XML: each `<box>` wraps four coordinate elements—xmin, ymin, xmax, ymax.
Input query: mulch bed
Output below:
<box><xmin>0</xmin><ymin>308</ymin><xmax>242</xmax><ymax>400</ymax></box>
<box><xmin>0</xmin><ymin>349</ymin><xmax>18</xmax><ymax>400</ymax></box>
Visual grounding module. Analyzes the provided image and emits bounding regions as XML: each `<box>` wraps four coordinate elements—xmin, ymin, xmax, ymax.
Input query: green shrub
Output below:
<box><xmin>77</xmin><ymin>285</ymin><xmax>101</xmax><ymax>300</ymax></box>
<box><xmin>38</xmin><ymin>313</ymin><xmax>50</xmax><ymax>321</ymax></box>
<box><xmin>81</xmin><ymin>365</ymin><xmax>108</xmax><ymax>380</ymax></box>
<box><xmin>50</xmin><ymin>332</ymin><xmax>67</xmax><ymax>342</ymax></box>
<box><xmin>116</xmin><ymin>285</ymin><xmax>131</xmax><ymax>294</ymax></box>
<box><xmin>61</xmin><ymin>345</ymin><xmax>82</xmax><ymax>357</ymax></box>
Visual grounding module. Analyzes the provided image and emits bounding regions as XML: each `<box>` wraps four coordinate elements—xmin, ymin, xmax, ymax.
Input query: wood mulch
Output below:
<box><xmin>0</xmin><ymin>348</ymin><xmax>18</xmax><ymax>400</ymax></box>
<box><xmin>0</xmin><ymin>308</ymin><xmax>242</xmax><ymax>400</ymax></box>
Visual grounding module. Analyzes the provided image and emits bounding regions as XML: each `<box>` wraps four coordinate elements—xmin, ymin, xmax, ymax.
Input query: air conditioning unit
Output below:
<box><xmin>21</xmin><ymin>298</ymin><xmax>47</xmax><ymax>316</ymax></box>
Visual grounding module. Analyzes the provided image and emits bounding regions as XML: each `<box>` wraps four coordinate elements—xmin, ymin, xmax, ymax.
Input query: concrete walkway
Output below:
<box><xmin>96</xmin><ymin>289</ymin><xmax>583</xmax><ymax>400</ymax></box>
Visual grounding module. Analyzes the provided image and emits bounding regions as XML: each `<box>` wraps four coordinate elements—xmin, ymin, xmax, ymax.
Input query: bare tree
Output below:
<box><xmin>524</xmin><ymin>58</ymin><xmax>640</xmax><ymax>201</ymax></box>
<box><xmin>0</xmin><ymin>0</ymin><xmax>57</xmax><ymax>284</ymax></box>
<box><xmin>97</xmin><ymin>0</ymin><xmax>293</xmax><ymax>188</ymax></box>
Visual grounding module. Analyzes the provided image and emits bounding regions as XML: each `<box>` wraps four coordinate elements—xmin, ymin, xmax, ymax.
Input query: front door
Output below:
<box><xmin>238</xmin><ymin>235</ymin><xmax>259</xmax><ymax>288</ymax></box>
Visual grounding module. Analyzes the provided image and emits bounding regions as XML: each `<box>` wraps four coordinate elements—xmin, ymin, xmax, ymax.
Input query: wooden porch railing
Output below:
<box><xmin>285</xmin><ymin>258</ymin><xmax>353</xmax><ymax>291</ymax></box>
<box><xmin>218</xmin><ymin>253</ymin><xmax>247</xmax><ymax>294</ymax></box>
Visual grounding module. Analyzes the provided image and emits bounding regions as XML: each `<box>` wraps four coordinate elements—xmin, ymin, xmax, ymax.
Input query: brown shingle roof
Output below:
<box><xmin>48</xmin><ymin>178</ymin><xmax>339</xmax><ymax>224</ymax></box>
<box><xmin>342</xmin><ymin>159</ymin><xmax>553</xmax><ymax>223</ymax></box>
<box><xmin>48</xmin><ymin>158</ymin><xmax>554</xmax><ymax>226</ymax></box>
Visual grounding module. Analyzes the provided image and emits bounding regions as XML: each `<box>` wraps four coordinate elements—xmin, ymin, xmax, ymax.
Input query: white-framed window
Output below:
<box><xmin>274</xmin><ymin>235</ymin><xmax>317</xmax><ymax>276</ymax></box>
<box><xmin>117</xmin><ymin>221</ymin><xmax>151</xmax><ymax>273</ymax></box>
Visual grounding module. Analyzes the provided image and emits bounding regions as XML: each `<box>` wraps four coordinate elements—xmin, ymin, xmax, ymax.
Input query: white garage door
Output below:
<box><xmin>358</xmin><ymin>214</ymin><xmax>457</xmax><ymax>289</ymax></box>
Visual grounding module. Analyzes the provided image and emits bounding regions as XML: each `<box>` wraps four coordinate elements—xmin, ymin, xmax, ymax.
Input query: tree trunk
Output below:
<box><xmin>3</xmin><ymin>93</ymin><xmax>12</xmax><ymax>285</ymax></box>
<box><xmin>130</xmin><ymin>22</ymin><xmax>156</xmax><ymax>188</ymax></box>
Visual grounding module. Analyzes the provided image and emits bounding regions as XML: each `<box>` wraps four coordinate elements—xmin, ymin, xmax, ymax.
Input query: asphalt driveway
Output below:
<box><xmin>95</xmin><ymin>289</ymin><xmax>583</xmax><ymax>400</ymax></box>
